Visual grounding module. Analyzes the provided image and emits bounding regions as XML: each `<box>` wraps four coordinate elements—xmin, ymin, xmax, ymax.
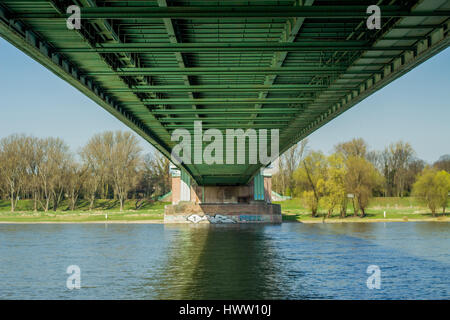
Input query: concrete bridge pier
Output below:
<box><xmin>164</xmin><ymin>166</ymin><xmax>281</xmax><ymax>224</ymax></box>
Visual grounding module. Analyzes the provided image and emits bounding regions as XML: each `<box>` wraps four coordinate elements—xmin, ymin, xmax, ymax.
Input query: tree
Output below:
<box><xmin>345</xmin><ymin>156</ymin><xmax>383</xmax><ymax>217</ymax></box>
<box><xmin>302</xmin><ymin>191</ymin><xmax>319</xmax><ymax>216</ymax></box>
<box><xmin>82</xmin><ymin>168</ymin><xmax>101</xmax><ymax>211</ymax></box>
<box><xmin>283</xmin><ymin>139</ymin><xmax>308</xmax><ymax>196</ymax></box>
<box><xmin>94</xmin><ymin>131</ymin><xmax>143</xmax><ymax>211</ymax></box>
<box><xmin>66</xmin><ymin>161</ymin><xmax>87</xmax><ymax>211</ymax></box>
<box><xmin>381</xmin><ymin>141</ymin><xmax>415</xmax><ymax>197</ymax></box>
<box><xmin>413</xmin><ymin>168</ymin><xmax>450</xmax><ymax>216</ymax></box>
<box><xmin>434</xmin><ymin>155</ymin><xmax>450</xmax><ymax>172</ymax></box>
<box><xmin>80</xmin><ymin>135</ymin><xmax>109</xmax><ymax>210</ymax></box>
<box><xmin>139</xmin><ymin>151</ymin><xmax>171</xmax><ymax>198</ymax></box>
<box><xmin>0</xmin><ymin>135</ymin><xmax>30</xmax><ymax>212</ymax></box>
<box><xmin>272</xmin><ymin>139</ymin><xmax>308</xmax><ymax>196</ymax></box>
<box><xmin>23</xmin><ymin>136</ymin><xmax>44</xmax><ymax>212</ymax></box>
<box><xmin>404</xmin><ymin>158</ymin><xmax>426</xmax><ymax>195</ymax></box>
<box><xmin>36</xmin><ymin>138</ymin><xmax>71</xmax><ymax>212</ymax></box>
<box><xmin>294</xmin><ymin>151</ymin><xmax>327</xmax><ymax>217</ymax></box>
<box><xmin>319</xmin><ymin>154</ymin><xmax>347</xmax><ymax>218</ymax></box>
<box><xmin>435</xmin><ymin>171</ymin><xmax>450</xmax><ymax>214</ymax></box>
<box><xmin>80</xmin><ymin>132</ymin><xmax>112</xmax><ymax>200</ymax></box>
<box><xmin>335</xmin><ymin>138</ymin><xmax>368</xmax><ymax>159</ymax></box>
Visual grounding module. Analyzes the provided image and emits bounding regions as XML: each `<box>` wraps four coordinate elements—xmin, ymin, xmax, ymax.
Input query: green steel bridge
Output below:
<box><xmin>0</xmin><ymin>0</ymin><xmax>448</xmax><ymax>186</ymax></box>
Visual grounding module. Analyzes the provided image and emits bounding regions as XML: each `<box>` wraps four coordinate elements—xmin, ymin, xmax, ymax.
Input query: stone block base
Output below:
<box><xmin>164</xmin><ymin>202</ymin><xmax>282</xmax><ymax>224</ymax></box>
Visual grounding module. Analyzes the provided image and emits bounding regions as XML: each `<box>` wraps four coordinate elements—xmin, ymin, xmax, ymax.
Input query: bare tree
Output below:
<box><xmin>66</xmin><ymin>161</ymin><xmax>87</xmax><ymax>211</ymax></box>
<box><xmin>36</xmin><ymin>138</ymin><xmax>71</xmax><ymax>212</ymax></box>
<box><xmin>83</xmin><ymin>131</ymin><xmax>142</xmax><ymax>211</ymax></box>
<box><xmin>381</xmin><ymin>141</ymin><xmax>415</xmax><ymax>197</ymax></box>
<box><xmin>0</xmin><ymin>135</ymin><xmax>30</xmax><ymax>212</ymax></box>
<box><xmin>140</xmin><ymin>151</ymin><xmax>170</xmax><ymax>198</ymax></box>
<box><xmin>273</xmin><ymin>139</ymin><xmax>308</xmax><ymax>195</ymax></box>
<box><xmin>23</xmin><ymin>136</ymin><xmax>44</xmax><ymax>212</ymax></box>
<box><xmin>434</xmin><ymin>155</ymin><xmax>450</xmax><ymax>172</ymax></box>
<box><xmin>82</xmin><ymin>168</ymin><xmax>101</xmax><ymax>211</ymax></box>
<box><xmin>80</xmin><ymin>135</ymin><xmax>109</xmax><ymax>210</ymax></box>
<box><xmin>335</xmin><ymin>138</ymin><xmax>368</xmax><ymax>159</ymax></box>
<box><xmin>109</xmin><ymin>132</ymin><xmax>142</xmax><ymax>211</ymax></box>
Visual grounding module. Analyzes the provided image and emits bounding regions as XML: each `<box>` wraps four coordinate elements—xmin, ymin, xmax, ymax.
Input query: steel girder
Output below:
<box><xmin>0</xmin><ymin>0</ymin><xmax>449</xmax><ymax>185</ymax></box>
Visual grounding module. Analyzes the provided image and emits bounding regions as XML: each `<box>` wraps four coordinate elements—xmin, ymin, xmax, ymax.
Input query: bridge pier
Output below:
<box><xmin>164</xmin><ymin>167</ymin><xmax>281</xmax><ymax>224</ymax></box>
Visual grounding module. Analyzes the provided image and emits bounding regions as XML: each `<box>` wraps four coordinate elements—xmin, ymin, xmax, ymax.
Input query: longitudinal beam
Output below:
<box><xmin>88</xmin><ymin>68</ymin><xmax>379</xmax><ymax>76</ymax></box>
<box><xmin>12</xmin><ymin>6</ymin><xmax>449</xmax><ymax>19</ymax></box>
<box><xmin>158</xmin><ymin>117</ymin><xmax>293</xmax><ymax>123</ymax></box>
<box><xmin>108</xmin><ymin>84</ymin><xmax>357</xmax><ymax>93</ymax></box>
<box><xmin>141</xmin><ymin>98</ymin><xmax>314</xmax><ymax>105</ymax></box>
<box><xmin>58</xmin><ymin>42</ymin><xmax>412</xmax><ymax>53</ymax></box>
<box><xmin>150</xmin><ymin>108</ymin><xmax>302</xmax><ymax>114</ymax></box>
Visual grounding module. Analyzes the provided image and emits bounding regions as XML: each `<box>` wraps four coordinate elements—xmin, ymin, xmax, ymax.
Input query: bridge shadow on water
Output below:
<box><xmin>149</xmin><ymin>224</ymin><xmax>296</xmax><ymax>300</ymax></box>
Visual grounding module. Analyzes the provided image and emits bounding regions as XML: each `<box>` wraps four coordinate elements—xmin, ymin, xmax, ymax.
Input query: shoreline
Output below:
<box><xmin>0</xmin><ymin>218</ymin><xmax>448</xmax><ymax>224</ymax></box>
<box><xmin>297</xmin><ymin>217</ymin><xmax>450</xmax><ymax>224</ymax></box>
<box><xmin>0</xmin><ymin>220</ymin><xmax>164</xmax><ymax>224</ymax></box>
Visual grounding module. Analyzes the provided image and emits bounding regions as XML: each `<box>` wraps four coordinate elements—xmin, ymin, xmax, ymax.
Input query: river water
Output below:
<box><xmin>0</xmin><ymin>222</ymin><xmax>448</xmax><ymax>299</ymax></box>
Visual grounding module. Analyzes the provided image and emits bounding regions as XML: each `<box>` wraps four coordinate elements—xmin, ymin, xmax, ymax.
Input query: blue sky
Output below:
<box><xmin>0</xmin><ymin>38</ymin><xmax>449</xmax><ymax>163</ymax></box>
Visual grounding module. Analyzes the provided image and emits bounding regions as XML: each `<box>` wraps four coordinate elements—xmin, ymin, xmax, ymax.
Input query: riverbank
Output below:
<box><xmin>285</xmin><ymin>216</ymin><xmax>450</xmax><ymax>223</ymax></box>
<box><xmin>0</xmin><ymin>210</ymin><xmax>164</xmax><ymax>223</ymax></box>
<box><xmin>276</xmin><ymin>197</ymin><xmax>448</xmax><ymax>223</ymax></box>
<box><xmin>0</xmin><ymin>220</ymin><xmax>164</xmax><ymax>224</ymax></box>
<box><xmin>0</xmin><ymin>212</ymin><xmax>448</xmax><ymax>224</ymax></box>
<box><xmin>2</xmin><ymin>218</ymin><xmax>448</xmax><ymax>224</ymax></box>
<box><xmin>0</xmin><ymin>197</ymin><xmax>447</xmax><ymax>224</ymax></box>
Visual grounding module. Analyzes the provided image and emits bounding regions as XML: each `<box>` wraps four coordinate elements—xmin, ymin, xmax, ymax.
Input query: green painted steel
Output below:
<box><xmin>254</xmin><ymin>172</ymin><xmax>265</xmax><ymax>201</ymax></box>
<box><xmin>157</xmin><ymin>191</ymin><xmax>172</xmax><ymax>202</ymax></box>
<box><xmin>0</xmin><ymin>0</ymin><xmax>448</xmax><ymax>186</ymax></box>
<box><xmin>181</xmin><ymin>170</ymin><xmax>191</xmax><ymax>187</ymax></box>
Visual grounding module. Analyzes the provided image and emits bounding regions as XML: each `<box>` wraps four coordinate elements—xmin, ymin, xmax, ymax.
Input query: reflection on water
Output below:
<box><xmin>0</xmin><ymin>222</ymin><xmax>448</xmax><ymax>299</ymax></box>
<box><xmin>152</xmin><ymin>225</ymin><xmax>288</xmax><ymax>299</ymax></box>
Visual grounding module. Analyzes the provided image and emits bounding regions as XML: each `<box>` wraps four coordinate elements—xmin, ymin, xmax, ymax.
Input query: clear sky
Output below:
<box><xmin>0</xmin><ymin>38</ymin><xmax>449</xmax><ymax>163</ymax></box>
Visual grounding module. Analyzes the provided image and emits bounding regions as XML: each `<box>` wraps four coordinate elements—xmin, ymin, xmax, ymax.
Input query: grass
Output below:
<box><xmin>0</xmin><ymin>199</ymin><xmax>167</xmax><ymax>223</ymax></box>
<box><xmin>275</xmin><ymin>197</ymin><xmax>449</xmax><ymax>222</ymax></box>
<box><xmin>0</xmin><ymin>197</ymin><xmax>447</xmax><ymax>223</ymax></box>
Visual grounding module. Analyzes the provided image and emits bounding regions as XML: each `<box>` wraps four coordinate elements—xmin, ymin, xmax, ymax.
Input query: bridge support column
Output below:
<box><xmin>165</xmin><ymin>167</ymin><xmax>281</xmax><ymax>224</ymax></box>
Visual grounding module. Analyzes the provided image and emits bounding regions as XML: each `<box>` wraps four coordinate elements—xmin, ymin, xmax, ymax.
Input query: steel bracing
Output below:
<box><xmin>0</xmin><ymin>0</ymin><xmax>448</xmax><ymax>185</ymax></box>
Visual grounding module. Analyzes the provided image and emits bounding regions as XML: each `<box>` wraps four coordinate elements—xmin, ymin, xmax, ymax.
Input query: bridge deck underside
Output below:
<box><xmin>0</xmin><ymin>0</ymin><xmax>448</xmax><ymax>185</ymax></box>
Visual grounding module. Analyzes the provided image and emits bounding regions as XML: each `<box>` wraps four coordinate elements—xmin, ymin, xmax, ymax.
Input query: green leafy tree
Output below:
<box><xmin>302</xmin><ymin>190</ymin><xmax>319</xmax><ymax>217</ymax></box>
<box><xmin>319</xmin><ymin>154</ymin><xmax>347</xmax><ymax>218</ymax></box>
<box><xmin>413</xmin><ymin>168</ymin><xmax>450</xmax><ymax>216</ymax></box>
<box><xmin>294</xmin><ymin>151</ymin><xmax>327</xmax><ymax>217</ymax></box>
<box><xmin>345</xmin><ymin>156</ymin><xmax>383</xmax><ymax>217</ymax></box>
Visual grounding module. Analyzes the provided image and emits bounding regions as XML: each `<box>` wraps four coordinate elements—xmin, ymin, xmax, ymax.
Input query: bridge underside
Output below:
<box><xmin>0</xmin><ymin>0</ymin><xmax>448</xmax><ymax>186</ymax></box>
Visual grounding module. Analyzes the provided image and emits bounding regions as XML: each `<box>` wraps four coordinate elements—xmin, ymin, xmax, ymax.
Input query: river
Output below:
<box><xmin>0</xmin><ymin>222</ymin><xmax>448</xmax><ymax>299</ymax></box>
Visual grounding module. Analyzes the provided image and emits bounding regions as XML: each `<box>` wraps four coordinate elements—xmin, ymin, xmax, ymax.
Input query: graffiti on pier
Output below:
<box><xmin>239</xmin><ymin>215</ymin><xmax>263</xmax><ymax>222</ymax></box>
<box><xmin>186</xmin><ymin>214</ymin><xmax>209</xmax><ymax>223</ymax></box>
<box><xmin>208</xmin><ymin>214</ymin><xmax>236</xmax><ymax>224</ymax></box>
<box><xmin>186</xmin><ymin>214</ymin><xmax>236</xmax><ymax>224</ymax></box>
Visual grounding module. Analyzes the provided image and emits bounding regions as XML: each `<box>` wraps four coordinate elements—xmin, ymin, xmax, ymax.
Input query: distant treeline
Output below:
<box><xmin>0</xmin><ymin>132</ymin><xmax>170</xmax><ymax>212</ymax></box>
<box><xmin>272</xmin><ymin>138</ymin><xmax>450</xmax><ymax>217</ymax></box>
<box><xmin>1</xmin><ymin>133</ymin><xmax>449</xmax><ymax>216</ymax></box>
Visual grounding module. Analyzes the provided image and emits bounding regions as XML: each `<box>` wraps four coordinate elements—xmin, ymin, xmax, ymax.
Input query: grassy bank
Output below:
<box><xmin>0</xmin><ymin>197</ymin><xmax>448</xmax><ymax>223</ymax></box>
<box><xmin>275</xmin><ymin>197</ymin><xmax>449</xmax><ymax>222</ymax></box>
<box><xmin>0</xmin><ymin>199</ymin><xmax>166</xmax><ymax>223</ymax></box>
